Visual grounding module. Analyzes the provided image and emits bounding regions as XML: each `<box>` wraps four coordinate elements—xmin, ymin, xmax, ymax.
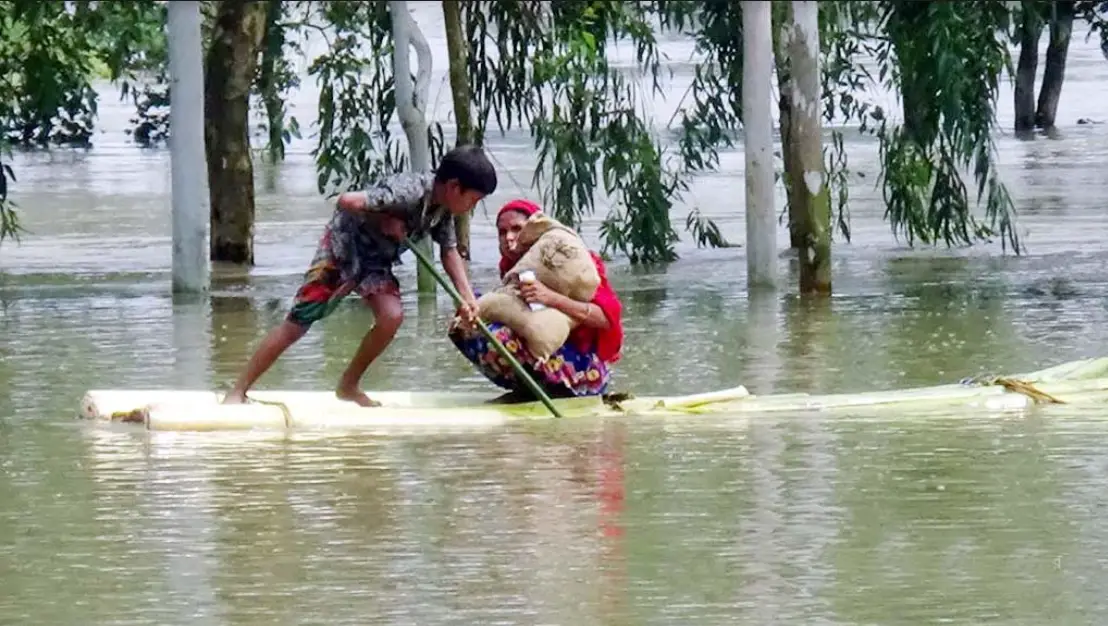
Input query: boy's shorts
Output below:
<box><xmin>286</xmin><ymin>220</ymin><xmax>401</xmax><ymax>329</ymax></box>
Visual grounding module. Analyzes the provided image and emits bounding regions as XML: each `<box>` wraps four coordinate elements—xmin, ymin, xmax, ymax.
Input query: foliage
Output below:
<box><xmin>253</xmin><ymin>0</ymin><xmax>303</xmax><ymax>163</ymax></box>
<box><xmin>1075</xmin><ymin>1</ymin><xmax>1108</xmax><ymax>59</ymax></box>
<box><xmin>93</xmin><ymin>1</ymin><xmax>171</xmax><ymax>147</ymax></box>
<box><xmin>659</xmin><ymin>0</ymin><xmax>1021</xmax><ymax>254</ymax></box>
<box><xmin>872</xmin><ymin>0</ymin><xmax>1019</xmax><ymax>252</ymax></box>
<box><xmin>0</xmin><ymin>0</ymin><xmax>1081</xmax><ymax>261</ymax></box>
<box><xmin>304</xmin><ymin>0</ymin><xmax>446</xmax><ymax>198</ymax></box>
<box><xmin>464</xmin><ymin>0</ymin><xmax>710</xmax><ymax>263</ymax></box>
<box><xmin>0</xmin><ymin>0</ymin><xmax>165</xmax><ymax>246</ymax></box>
<box><xmin>656</xmin><ymin>1</ymin><xmax>870</xmax><ymax>247</ymax></box>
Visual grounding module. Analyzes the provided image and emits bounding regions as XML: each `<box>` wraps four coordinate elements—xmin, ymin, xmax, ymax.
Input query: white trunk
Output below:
<box><xmin>390</xmin><ymin>1</ymin><xmax>436</xmax><ymax>293</ymax></box>
<box><xmin>787</xmin><ymin>1</ymin><xmax>831</xmax><ymax>293</ymax></box>
<box><xmin>391</xmin><ymin>1</ymin><xmax>432</xmax><ymax>171</ymax></box>
<box><xmin>742</xmin><ymin>1</ymin><xmax>777</xmax><ymax>290</ymax></box>
<box><xmin>167</xmin><ymin>1</ymin><xmax>210</xmax><ymax>294</ymax></box>
<box><xmin>787</xmin><ymin>1</ymin><xmax>823</xmax><ymax>184</ymax></box>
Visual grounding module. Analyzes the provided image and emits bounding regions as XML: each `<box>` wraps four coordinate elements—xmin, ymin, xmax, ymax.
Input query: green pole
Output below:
<box><xmin>404</xmin><ymin>236</ymin><xmax>564</xmax><ymax>418</ymax></box>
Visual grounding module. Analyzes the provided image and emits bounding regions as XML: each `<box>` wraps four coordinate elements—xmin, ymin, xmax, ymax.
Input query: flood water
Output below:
<box><xmin>4</xmin><ymin>12</ymin><xmax>1108</xmax><ymax>624</ymax></box>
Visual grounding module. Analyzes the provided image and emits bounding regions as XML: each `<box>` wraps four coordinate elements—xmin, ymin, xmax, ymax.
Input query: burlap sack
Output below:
<box><xmin>476</xmin><ymin>214</ymin><xmax>600</xmax><ymax>359</ymax></box>
<box><xmin>505</xmin><ymin>213</ymin><xmax>600</xmax><ymax>301</ymax></box>
<box><xmin>475</xmin><ymin>286</ymin><xmax>575</xmax><ymax>359</ymax></box>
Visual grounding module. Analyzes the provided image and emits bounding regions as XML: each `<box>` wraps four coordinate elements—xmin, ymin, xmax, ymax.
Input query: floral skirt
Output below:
<box><xmin>449</xmin><ymin>322</ymin><xmax>612</xmax><ymax>397</ymax></box>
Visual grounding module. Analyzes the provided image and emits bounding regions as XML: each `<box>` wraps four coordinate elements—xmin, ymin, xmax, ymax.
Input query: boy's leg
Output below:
<box><xmin>335</xmin><ymin>290</ymin><xmax>404</xmax><ymax>407</ymax></box>
<box><xmin>223</xmin><ymin>244</ymin><xmax>347</xmax><ymax>404</ymax></box>
<box><xmin>222</xmin><ymin>321</ymin><xmax>307</xmax><ymax>404</ymax></box>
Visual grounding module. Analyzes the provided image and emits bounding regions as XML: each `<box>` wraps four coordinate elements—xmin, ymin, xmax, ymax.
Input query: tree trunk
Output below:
<box><xmin>1015</xmin><ymin>3</ymin><xmax>1042</xmax><ymax>133</ymax></box>
<box><xmin>889</xmin><ymin>1</ymin><xmax>937</xmax><ymax>147</ymax></box>
<box><xmin>772</xmin><ymin>2</ymin><xmax>804</xmax><ymax>250</ymax></box>
<box><xmin>742</xmin><ymin>0</ymin><xmax>776</xmax><ymax>289</ymax></box>
<box><xmin>203</xmin><ymin>0</ymin><xmax>267</xmax><ymax>266</ymax></box>
<box><xmin>168</xmin><ymin>0</ymin><xmax>210</xmax><ymax>293</ymax></box>
<box><xmin>390</xmin><ymin>0</ymin><xmax>437</xmax><ymax>293</ymax></box>
<box><xmin>442</xmin><ymin>0</ymin><xmax>475</xmax><ymax>262</ymax></box>
<box><xmin>785</xmin><ymin>1</ymin><xmax>831</xmax><ymax>296</ymax></box>
<box><xmin>1035</xmin><ymin>0</ymin><xmax>1074</xmax><ymax>129</ymax></box>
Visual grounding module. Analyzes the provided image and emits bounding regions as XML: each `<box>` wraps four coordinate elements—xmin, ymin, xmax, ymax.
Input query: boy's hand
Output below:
<box><xmin>455</xmin><ymin>294</ymin><xmax>479</xmax><ymax>328</ymax></box>
<box><xmin>441</xmin><ymin>247</ymin><xmax>479</xmax><ymax>327</ymax></box>
<box><xmin>380</xmin><ymin>215</ymin><xmax>407</xmax><ymax>242</ymax></box>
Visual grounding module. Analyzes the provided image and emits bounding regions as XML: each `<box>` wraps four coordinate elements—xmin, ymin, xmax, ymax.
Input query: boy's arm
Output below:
<box><xmin>431</xmin><ymin>214</ymin><xmax>476</xmax><ymax>303</ymax></box>
<box><xmin>335</xmin><ymin>191</ymin><xmax>371</xmax><ymax>212</ymax></box>
<box><xmin>336</xmin><ymin>172</ymin><xmax>430</xmax><ymax>215</ymax></box>
<box><xmin>441</xmin><ymin>246</ymin><xmax>477</xmax><ymax>306</ymax></box>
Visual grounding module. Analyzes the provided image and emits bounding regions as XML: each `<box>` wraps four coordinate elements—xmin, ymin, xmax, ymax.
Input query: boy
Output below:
<box><xmin>222</xmin><ymin>144</ymin><xmax>497</xmax><ymax>407</ymax></box>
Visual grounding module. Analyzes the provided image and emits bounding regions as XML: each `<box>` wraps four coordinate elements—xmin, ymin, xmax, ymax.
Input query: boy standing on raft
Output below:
<box><xmin>223</xmin><ymin>145</ymin><xmax>497</xmax><ymax>407</ymax></box>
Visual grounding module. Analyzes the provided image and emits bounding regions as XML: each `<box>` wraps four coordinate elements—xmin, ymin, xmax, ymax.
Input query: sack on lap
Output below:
<box><xmin>477</xmin><ymin>214</ymin><xmax>601</xmax><ymax>359</ymax></box>
<box><xmin>476</xmin><ymin>287</ymin><xmax>574</xmax><ymax>359</ymax></box>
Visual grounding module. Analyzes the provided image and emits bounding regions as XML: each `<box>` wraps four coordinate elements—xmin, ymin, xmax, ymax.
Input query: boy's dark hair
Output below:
<box><xmin>435</xmin><ymin>145</ymin><xmax>498</xmax><ymax>195</ymax></box>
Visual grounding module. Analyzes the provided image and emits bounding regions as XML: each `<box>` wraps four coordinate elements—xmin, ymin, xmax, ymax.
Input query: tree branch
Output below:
<box><xmin>389</xmin><ymin>1</ymin><xmax>430</xmax><ymax>169</ymax></box>
<box><xmin>409</xmin><ymin>9</ymin><xmax>432</xmax><ymax>112</ymax></box>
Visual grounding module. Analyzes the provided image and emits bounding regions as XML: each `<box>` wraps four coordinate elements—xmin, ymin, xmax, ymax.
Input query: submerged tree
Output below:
<box><xmin>0</xmin><ymin>0</ymin><xmax>1047</xmax><ymax>279</ymax></box>
<box><xmin>389</xmin><ymin>0</ymin><xmax>437</xmax><ymax>293</ymax></box>
<box><xmin>782</xmin><ymin>1</ymin><xmax>831</xmax><ymax>295</ymax></box>
<box><xmin>1014</xmin><ymin>0</ymin><xmax>1108</xmax><ymax>133</ymax></box>
<box><xmin>464</xmin><ymin>1</ymin><xmax>736</xmax><ymax>264</ymax></box>
<box><xmin>1014</xmin><ymin>0</ymin><xmax>1076</xmax><ymax>133</ymax></box>
<box><xmin>0</xmin><ymin>0</ymin><xmax>168</xmax><ymax>247</ymax></box>
<box><xmin>204</xmin><ymin>0</ymin><xmax>268</xmax><ymax>266</ymax></box>
<box><xmin>662</xmin><ymin>0</ymin><xmax>869</xmax><ymax>257</ymax></box>
<box><xmin>875</xmin><ymin>0</ymin><xmax>1018</xmax><ymax>252</ymax></box>
<box><xmin>442</xmin><ymin>0</ymin><xmax>476</xmax><ymax>260</ymax></box>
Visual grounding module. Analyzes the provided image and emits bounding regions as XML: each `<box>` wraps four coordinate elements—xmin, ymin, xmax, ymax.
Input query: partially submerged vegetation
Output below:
<box><xmin>2</xmin><ymin>1</ymin><xmax>1108</xmax><ymax>293</ymax></box>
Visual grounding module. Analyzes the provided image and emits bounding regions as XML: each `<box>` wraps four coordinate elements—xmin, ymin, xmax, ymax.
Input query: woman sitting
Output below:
<box><xmin>448</xmin><ymin>199</ymin><xmax>624</xmax><ymax>399</ymax></box>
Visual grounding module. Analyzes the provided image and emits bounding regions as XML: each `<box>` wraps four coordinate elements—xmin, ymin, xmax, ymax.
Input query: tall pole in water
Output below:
<box><xmin>167</xmin><ymin>1</ymin><xmax>210</xmax><ymax>294</ymax></box>
<box><xmin>742</xmin><ymin>0</ymin><xmax>777</xmax><ymax>290</ymax></box>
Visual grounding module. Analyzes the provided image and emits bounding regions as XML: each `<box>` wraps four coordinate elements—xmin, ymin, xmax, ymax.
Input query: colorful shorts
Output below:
<box><xmin>286</xmin><ymin>221</ymin><xmax>400</xmax><ymax>328</ymax></box>
<box><xmin>449</xmin><ymin>321</ymin><xmax>612</xmax><ymax>397</ymax></box>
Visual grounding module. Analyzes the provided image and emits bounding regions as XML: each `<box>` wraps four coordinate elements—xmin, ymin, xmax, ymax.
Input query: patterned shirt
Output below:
<box><xmin>361</xmin><ymin>171</ymin><xmax>457</xmax><ymax>249</ymax></box>
<box><xmin>328</xmin><ymin>171</ymin><xmax>457</xmax><ymax>270</ymax></box>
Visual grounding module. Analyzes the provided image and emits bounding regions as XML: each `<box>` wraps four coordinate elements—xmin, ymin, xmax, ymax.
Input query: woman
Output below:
<box><xmin>448</xmin><ymin>199</ymin><xmax>624</xmax><ymax>399</ymax></box>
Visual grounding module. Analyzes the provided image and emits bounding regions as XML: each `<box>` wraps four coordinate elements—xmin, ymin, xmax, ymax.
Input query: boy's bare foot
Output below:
<box><xmin>222</xmin><ymin>390</ymin><xmax>248</xmax><ymax>405</ymax></box>
<box><xmin>336</xmin><ymin>387</ymin><xmax>382</xmax><ymax>408</ymax></box>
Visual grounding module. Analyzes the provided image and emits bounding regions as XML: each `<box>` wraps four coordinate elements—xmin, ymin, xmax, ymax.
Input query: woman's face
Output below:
<box><xmin>497</xmin><ymin>210</ymin><xmax>529</xmax><ymax>260</ymax></box>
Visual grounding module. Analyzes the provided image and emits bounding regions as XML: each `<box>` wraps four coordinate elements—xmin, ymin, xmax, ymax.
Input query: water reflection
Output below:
<box><xmin>740</xmin><ymin>417</ymin><xmax>788</xmax><ymax>623</ymax></box>
<box><xmin>173</xmin><ymin>295</ymin><xmax>211</xmax><ymax>390</ymax></box>
<box><xmin>74</xmin><ymin>424</ymin><xmax>649</xmax><ymax>624</ymax></box>
<box><xmin>741</xmin><ymin>290</ymin><xmax>781</xmax><ymax>395</ymax></box>
<box><xmin>827</xmin><ymin>416</ymin><xmax>1082</xmax><ymax>623</ymax></box>
<box><xmin>779</xmin><ymin>296</ymin><xmax>840</xmax><ymax>394</ymax></box>
<box><xmin>209</xmin><ymin>294</ymin><xmax>261</xmax><ymax>386</ymax></box>
<box><xmin>141</xmin><ymin>440</ymin><xmax>222</xmax><ymax>624</ymax></box>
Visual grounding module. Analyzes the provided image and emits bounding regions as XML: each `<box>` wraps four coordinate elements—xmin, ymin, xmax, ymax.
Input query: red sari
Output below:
<box><xmin>449</xmin><ymin>200</ymin><xmax>624</xmax><ymax>396</ymax></box>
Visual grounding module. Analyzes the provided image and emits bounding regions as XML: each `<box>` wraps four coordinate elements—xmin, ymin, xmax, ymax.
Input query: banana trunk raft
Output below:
<box><xmin>78</xmin><ymin>357</ymin><xmax>1108</xmax><ymax>433</ymax></box>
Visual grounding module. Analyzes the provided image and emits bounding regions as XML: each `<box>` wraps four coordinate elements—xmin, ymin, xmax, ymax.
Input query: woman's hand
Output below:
<box><xmin>520</xmin><ymin>280</ymin><xmax>559</xmax><ymax>308</ymax></box>
<box><xmin>520</xmin><ymin>279</ymin><xmax>610</xmax><ymax>329</ymax></box>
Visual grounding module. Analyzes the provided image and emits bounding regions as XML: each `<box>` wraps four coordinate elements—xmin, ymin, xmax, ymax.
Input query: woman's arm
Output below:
<box><xmin>520</xmin><ymin>282</ymin><xmax>610</xmax><ymax>329</ymax></box>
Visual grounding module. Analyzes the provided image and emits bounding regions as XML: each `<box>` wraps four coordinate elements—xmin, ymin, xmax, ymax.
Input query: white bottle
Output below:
<box><xmin>517</xmin><ymin>270</ymin><xmax>546</xmax><ymax>311</ymax></box>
